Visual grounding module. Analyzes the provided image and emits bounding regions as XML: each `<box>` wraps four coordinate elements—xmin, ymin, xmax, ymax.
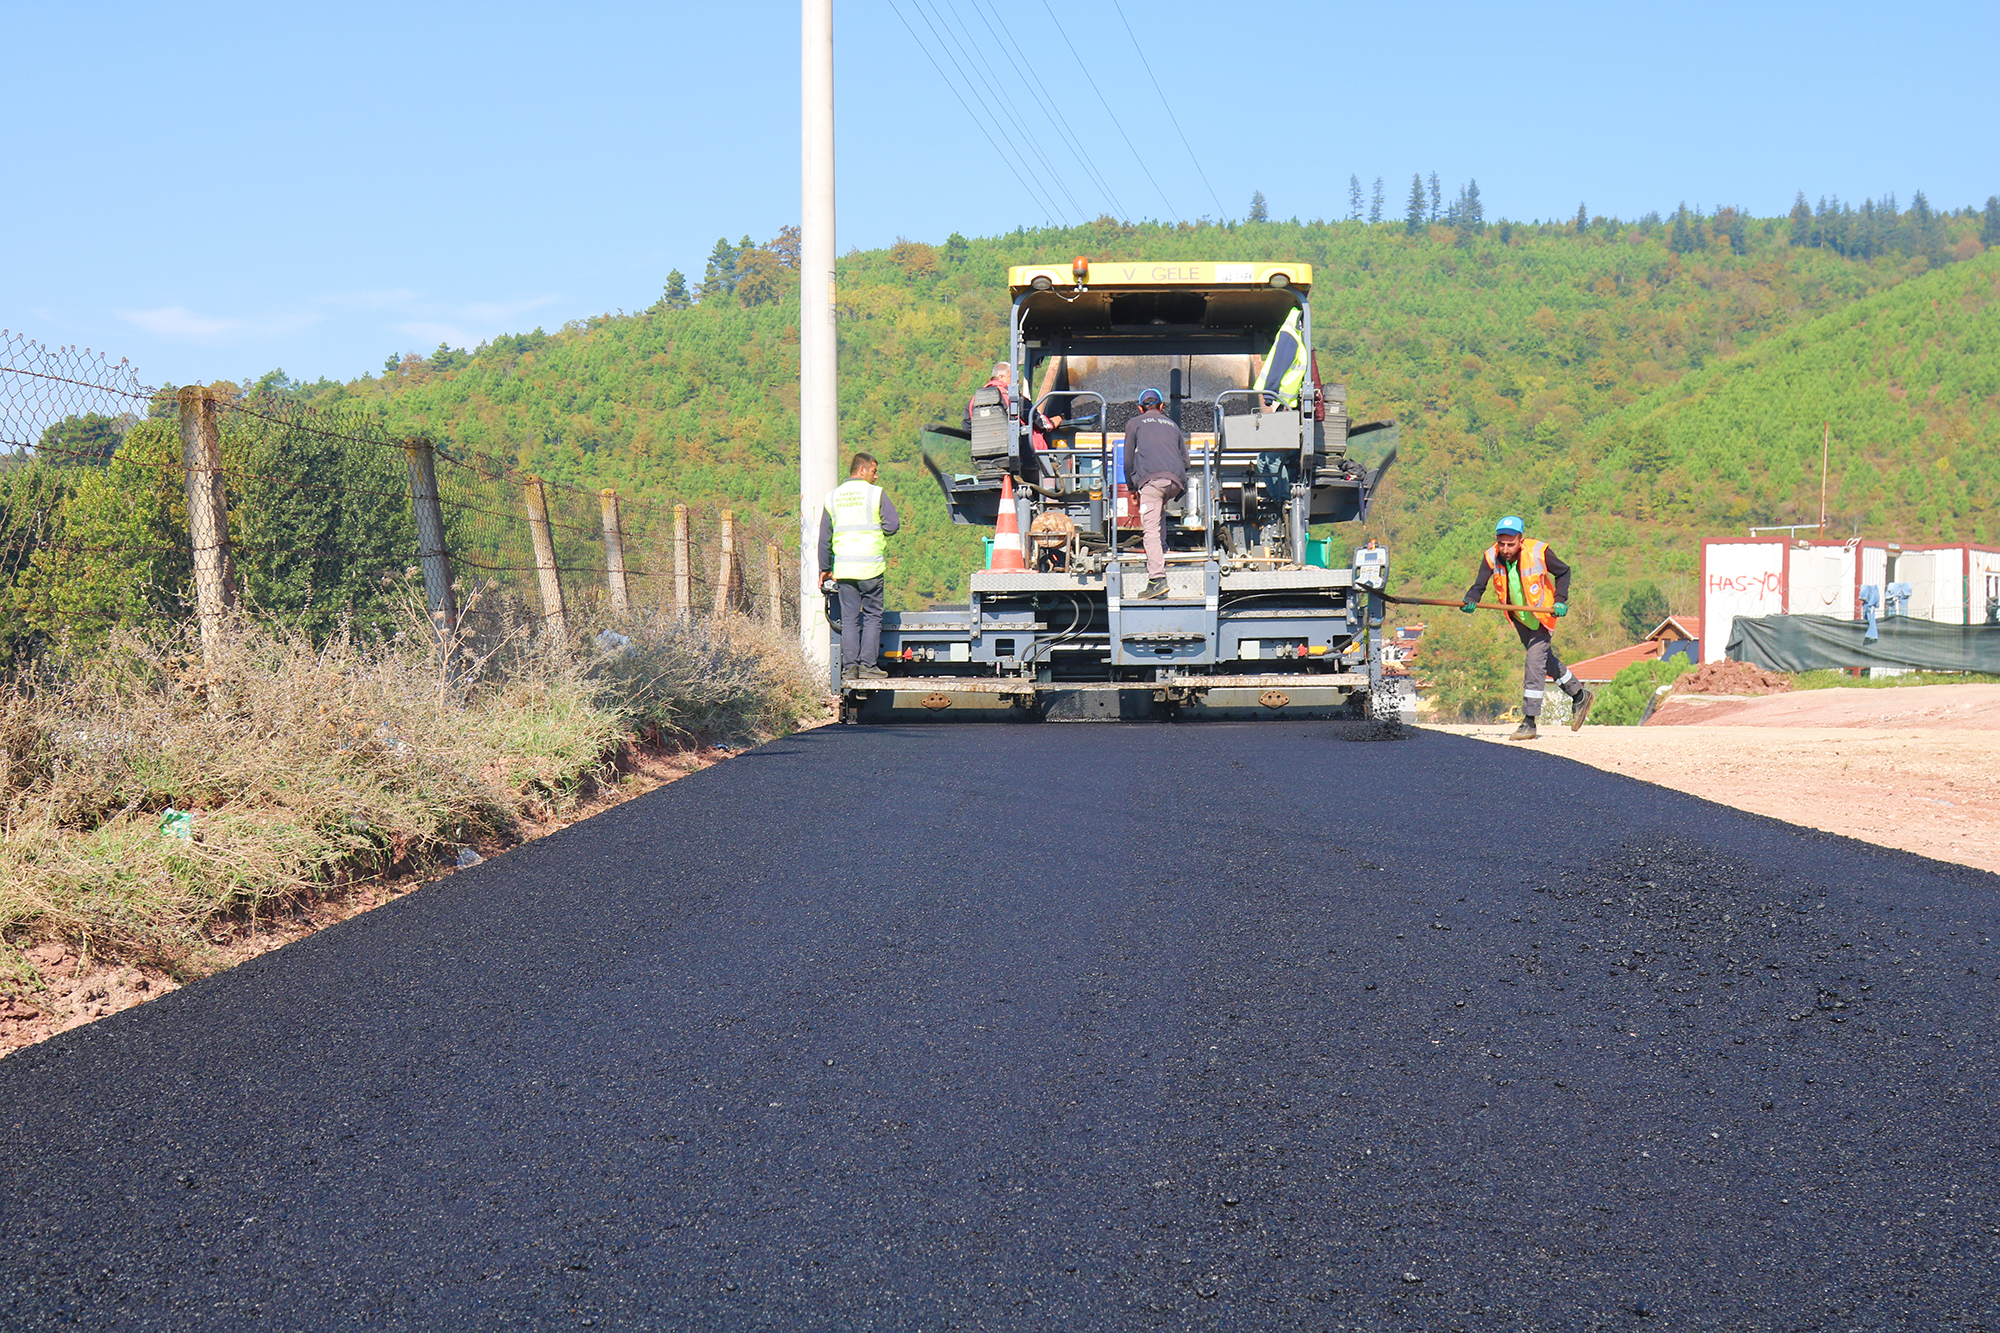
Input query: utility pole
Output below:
<box><xmin>1818</xmin><ymin>421</ymin><xmax>1830</xmax><ymax>537</ymax></box>
<box><xmin>799</xmin><ymin>0</ymin><xmax>838</xmax><ymax>674</ymax></box>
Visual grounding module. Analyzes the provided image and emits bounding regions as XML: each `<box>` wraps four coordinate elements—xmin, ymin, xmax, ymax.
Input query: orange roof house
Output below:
<box><xmin>1570</xmin><ymin>615</ymin><xmax>1703</xmax><ymax>684</ymax></box>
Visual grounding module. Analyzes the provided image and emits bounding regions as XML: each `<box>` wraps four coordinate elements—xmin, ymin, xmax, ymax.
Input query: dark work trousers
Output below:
<box><xmin>1514</xmin><ymin>619</ymin><xmax>1585</xmax><ymax>718</ymax></box>
<box><xmin>836</xmin><ymin>576</ymin><xmax>885</xmax><ymax>670</ymax></box>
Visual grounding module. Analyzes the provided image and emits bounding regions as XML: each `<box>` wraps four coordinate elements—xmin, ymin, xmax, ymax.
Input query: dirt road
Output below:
<box><xmin>1433</xmin><ymin>684</ymin><xmax>2000</xmax><ymax>877</ymax></box>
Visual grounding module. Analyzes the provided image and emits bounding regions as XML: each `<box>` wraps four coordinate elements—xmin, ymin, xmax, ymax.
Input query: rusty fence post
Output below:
<box><xmin>402</xmin><ymin>436</ymin><xmax>458</xmax><ymax>647</ymax></box>
<box><xmin>600</xmin><ymin>487</ymin><xmax>629</xmax><ymax>616</ymax></box>
<box><xmin>673</xmin><ymin>503</ymin><xmax>691</xmax><ymax>618</ymax></box>
<box><xmin>523</xmin><ymin>475</ymin><xmax>569</xmax><ymax>642</ymax></box>
<box><xmin>178</xmin><ymin>386</ymin><xmax>235</xmax><ymax>662</ymax></box>
<box><xmin>713</xmin><ymin>509</ymin><xmax>736</xmax><ymax>617</ymax></box>
<box><xmin>766</xmin><ymin>543</ymin><xmax>784</xmax><ymax>630</ymax></box>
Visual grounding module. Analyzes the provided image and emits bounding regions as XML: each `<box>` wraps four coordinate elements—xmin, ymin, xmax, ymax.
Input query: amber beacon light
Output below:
<box><xmin>1072</xmin><ymin>256</ymin><xmax>1089</xmax><ymax>283</ymax></box>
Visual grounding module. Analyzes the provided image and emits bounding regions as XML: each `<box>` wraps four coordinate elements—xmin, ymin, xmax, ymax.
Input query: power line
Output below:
<box><xmin>908</xmin><ymin>0</ymin><xmax>1083</xmax><ymax>223</ymax></box>
<box><xmin>1037</xmin><ymin>0</ymin><xmax>1181</xmax><ymax>224</ymax></box>
<box><xmin>884</xmin><ymin>0</ymin><xmax>1071</xmax><ymax>227</ymax></box>
<box><xmin>914</xmin><ymin>0</ymin><xmax>1091</xmax><ymax>223</ymax></box>
<box><xmin>963</xmin><ymin>0</ymin><xmax>1129</xmax><ymax>221</ymax></box>
<box><xmin>1109</xmin><ymin>0</ymin><xmax>1225</xmax><ymax>220</ymax></box>
<box><xmin>884</xmin><ymin>0</ymin><xmax>1069</xmax><ymax>226</ymax></box>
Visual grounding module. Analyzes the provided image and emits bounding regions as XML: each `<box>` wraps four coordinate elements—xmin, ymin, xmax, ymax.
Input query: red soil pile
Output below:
<box><xmin>1671</xmin><ymin>660</ymin><xmax>1794</xmax><ymax>696</ymax></box>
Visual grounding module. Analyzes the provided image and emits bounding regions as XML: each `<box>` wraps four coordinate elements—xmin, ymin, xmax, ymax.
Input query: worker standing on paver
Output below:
<box><xmin>1126</xmin><ymin>387</ymin><xmax>1186</xmax><ymax>600</ymax></box>
<box><xmin>1257</xmin><ymin>307</ymin><xmax>1308</xmax><ymax>410</ymax></box>
<box><xmin>1460</xmin><ymin>515</ymin><xmax>1594</xmax><ymax>741</ymax></box>
<box><xmin>819</xmin><ymin>451</ymin><xmax>900</xmax><ymax>680</ymax></box>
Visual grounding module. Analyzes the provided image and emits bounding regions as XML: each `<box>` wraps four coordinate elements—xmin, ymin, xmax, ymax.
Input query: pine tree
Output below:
<box><xmin>1405</xmin><ymin>173</ymin><xmax>1426</xmax><ymax>235</ymax></box>
<box><xmin>1447</xmin><ymin>180</ymin><xmax>1485</xmax><ymax>238</ymax></box>
<box><xmin>1427</xmin><ymin>171</ymin><xmax>1442</xmax><ymax>221</ymax></box>
<box><xmin>1984</xmin><ymin>196</ymin><xmax>2000</xmax><ymax>247</ymax></box>
<box><xmin>943</xmin><ymin>232</ymin><xmax>970</xmax><ymax>264</ymax></box>
<box><xmin>1822</xmin><ymin>196</ymin><xmax>1848</xmax><ymax>255</ymax></box>
<box><xmin>1348</xmin><ymin>175</ymin><xmax>1363</xmax><ymax>220</ymax></box>
<box><xmin>1788</xmin><ymin>192</ymin><xmax>1812</xmax><ymax>247</ymax></box>
<box><xmin>1248</xmin><ymin>190</ymin><xmax>1269</xmax><ymax>222</ymax></box>
<box><xmin>1911</xmin><ymin>190</ymin><xmax>1943</xmax><ymax>264</ymax></box>
<box><xmin>654</xmin><ymin>269</ymin><xmax>690</xmax><ymax>312</ymax></box>
<box><xmin>700</xmin><ymin>237</ymin><xmax>741</xmax><ymax>302</ymax></box>
<box><xmin>1669</xmin><ymin>202</ymin><xmax>1696</xmax><ymax>254</ymax></box>
<box><xmin>1725</xmin><ymin>209</ymin><xmax>1748</xmax><ymax>255</ymax></box>
<box><xmin>1856</xmin><ymin>199</ymin><xmax>1878</xmax><ymax>259</ymax></box>
<box><xmin>1369</xmin><ymin>177</ymin><xmax>1384</xmax><ymax>224</ymax></box>
<box><xmin>1574</xmin><ymin>202</ymin><xmax>1589</xmax><ymax>234</ymax></box>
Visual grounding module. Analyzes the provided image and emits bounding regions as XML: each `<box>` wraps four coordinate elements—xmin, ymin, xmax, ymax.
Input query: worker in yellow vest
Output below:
<box><xmin>818</xmin><ymin>451</ymin><xmax>901</xmax><ymax>680</ymax></box>
<box><xmin>1257</xmin><ymin>307</ymin><xmax>1308</xmax><ymax>410</ymax></box>
<box><xmin>1459</xmin><ymin>515</ymin><xmax>1594</xmax><ymax>740</ymax></box>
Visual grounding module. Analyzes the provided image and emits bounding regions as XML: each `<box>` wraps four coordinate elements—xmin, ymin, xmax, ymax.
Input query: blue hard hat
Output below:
<box><xmin>1495</xmin><ymin>515</ymin><xmax>1525</xmax><ymax>535</ymax></box>
<box><xmin>1137</xmin><ymin>387</ymin><xmax>1164</xmax><ymax>407</ymax></box>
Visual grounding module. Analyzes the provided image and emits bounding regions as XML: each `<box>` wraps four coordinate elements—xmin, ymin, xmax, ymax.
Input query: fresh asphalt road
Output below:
<box><xmin>2</xmin><ymin>723</ymin><xmax>1996</xmax><ymax>1331</ymax></box>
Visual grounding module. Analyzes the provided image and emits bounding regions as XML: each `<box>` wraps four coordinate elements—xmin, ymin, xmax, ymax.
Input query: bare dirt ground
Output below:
<box><xmin>0</xmin><ymin>739</ymin><xmax>758</xmax><ymax>1060</ymax></box>
<box><xmin>1430</xmin><ymin>684</ymin><xmax>2000</xmax><ymax>878</ymax></box>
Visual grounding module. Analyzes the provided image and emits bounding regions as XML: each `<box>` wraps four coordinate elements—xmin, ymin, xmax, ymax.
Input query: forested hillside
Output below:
<box><xmin>285</xmin><ymin>199</ymin><xmax>1993</xmax><ymax>646</ymax></box>
<box><xmin>1573</xmin><ymin>251</ymin><xmax>2000</xmax><ymax>544</ymax></box>
<box><xmin>14</xmin><ymin>195</ymin><xmax>1994</xmax><ymax>668</ymax></box>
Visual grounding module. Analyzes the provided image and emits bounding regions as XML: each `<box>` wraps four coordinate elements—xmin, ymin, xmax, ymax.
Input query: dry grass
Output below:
<box><xmin>0</xmin><ymin>608</ymin><xmax>826</xmax><ymax>971</ymax></box>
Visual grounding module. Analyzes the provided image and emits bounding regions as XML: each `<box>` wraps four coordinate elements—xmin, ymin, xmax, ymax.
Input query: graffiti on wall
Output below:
<box><xmin>1706</xmin><ymin>570</ymin><xmax>1783</xmax><ymax>599</ymax></box>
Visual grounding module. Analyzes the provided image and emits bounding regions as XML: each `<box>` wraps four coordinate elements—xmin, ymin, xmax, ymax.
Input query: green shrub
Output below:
<box><xmin>1592</xmin><ymin>657</ymin><xmax>1697</xmax><ymax>725</ymax></box>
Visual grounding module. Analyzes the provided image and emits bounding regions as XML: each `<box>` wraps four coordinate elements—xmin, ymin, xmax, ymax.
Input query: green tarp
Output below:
<box><xmin>1727</xmin><ymin>614</ymin><xmax>2000</xmax><ymax>673</ymax></box>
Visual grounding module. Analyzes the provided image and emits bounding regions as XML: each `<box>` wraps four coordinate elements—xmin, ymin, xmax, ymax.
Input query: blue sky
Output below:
<box><xmin>6</xmin><ymin>1</ymin><xmax>1995</xmax><ymax>389</ymax></box>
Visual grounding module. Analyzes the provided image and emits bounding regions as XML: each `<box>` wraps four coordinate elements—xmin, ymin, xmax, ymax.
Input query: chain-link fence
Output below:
<box><xmin>0</xmin><ymin>330</ymin><xmax>801</xmax><ymax>672</ymax></box>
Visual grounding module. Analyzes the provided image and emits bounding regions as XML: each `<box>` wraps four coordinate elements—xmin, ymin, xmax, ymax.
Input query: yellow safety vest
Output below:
<box><xmin>1265</xmin><ymin>309</ymin><xmax>1308</xmax><ymax>408</ymax></box>
<box><xmin>827</xmin><ymin>479</ymin><xmax>888</xmax><ymax>580</ymax></box>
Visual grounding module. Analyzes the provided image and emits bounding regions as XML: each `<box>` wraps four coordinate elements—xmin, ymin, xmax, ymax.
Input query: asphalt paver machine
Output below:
<box><xmin>836</xmin><ymin>259</ymin><xmax>1399</xmax><ymax>722</ymax></box>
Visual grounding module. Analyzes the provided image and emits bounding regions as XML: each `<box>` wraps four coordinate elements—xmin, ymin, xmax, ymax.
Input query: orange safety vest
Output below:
<box><xmin>1484</xmin><ymin>538</ymin><xmax>1558</xmax><ymax>630</ymax></box>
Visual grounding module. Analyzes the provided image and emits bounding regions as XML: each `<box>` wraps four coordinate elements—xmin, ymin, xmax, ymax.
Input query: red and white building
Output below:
<box><xmin>1700</xmin><ymin>538</ymin><xmax>2000</xmax><ymax>664</ymax></box>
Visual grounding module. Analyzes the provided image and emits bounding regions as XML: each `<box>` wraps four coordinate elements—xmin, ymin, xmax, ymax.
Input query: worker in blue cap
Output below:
<box><xmin>1459</xmin><ymin>515</ymin><xmax>1593</xmax><ymax>740</ymax></box>
<box><xmin>1125</xmin><ymin>386</ymin><xmax>1186</xmax><ymax>600</ymax></box>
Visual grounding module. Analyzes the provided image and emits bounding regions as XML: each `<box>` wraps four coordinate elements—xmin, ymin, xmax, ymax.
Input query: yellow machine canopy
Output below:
<box><xmin>1007</xmin><ymin>261</ymin><xmax>1310</xmax><ymax>346</ymax></box>
<box><xmin>1007</xmin><ymin>260</ymin><xmax>1312</xmax><ymax>293</ymax></box>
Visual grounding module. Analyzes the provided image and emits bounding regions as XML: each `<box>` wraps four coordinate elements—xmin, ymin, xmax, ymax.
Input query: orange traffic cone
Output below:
<box><xmin>991</xmin><ymin>472</ymin><xmax>1027</xmax><ymax>571</ymax></box>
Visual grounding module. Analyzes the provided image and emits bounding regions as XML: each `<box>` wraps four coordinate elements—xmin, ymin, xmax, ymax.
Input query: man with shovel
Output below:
<box><xmin>1460</xmin><ymin>515</ymin><xmax>1594</xmax><ymax>741</ymax></box>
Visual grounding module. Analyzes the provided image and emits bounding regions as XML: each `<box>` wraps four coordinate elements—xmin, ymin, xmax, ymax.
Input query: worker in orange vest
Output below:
<box><xmin>1459</xmin><ymin>515</ymin><xmax>1594</xmax><ymax>741</ymax></box>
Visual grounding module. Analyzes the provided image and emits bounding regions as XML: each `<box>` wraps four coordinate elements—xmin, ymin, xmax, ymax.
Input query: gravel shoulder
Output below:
<box><xmin>1429</xmin><ymin>684</ymin><xmax>2000</xmax><ymax>877</ymax></box>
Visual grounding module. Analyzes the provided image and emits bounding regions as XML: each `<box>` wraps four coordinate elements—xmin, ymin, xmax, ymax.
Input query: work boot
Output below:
<box><xmin>1569</xmin><ymin>688</ymin><xmax>1595</xmax><ymax>731</ymax></box>
<box><xmin>1137</xmin><ymin>576</ymin><xmax>1170</xmax><ymax>600</ymax></box>
<box><xmin>1508</xmin><ymin>718</ymin><xmax>1539</xmax><ymax>742</ymax></box>
<box><xmin>855</xmin><ymin>663</ymin><xmax>890</xmax><ymax>679</ymax></box>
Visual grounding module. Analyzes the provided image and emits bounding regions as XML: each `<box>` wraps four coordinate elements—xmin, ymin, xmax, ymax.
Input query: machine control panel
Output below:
<box><xmin>1351</xmin><ymin>542</ymin><xmax>1388</xmax><ymax>590</ymax></box>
